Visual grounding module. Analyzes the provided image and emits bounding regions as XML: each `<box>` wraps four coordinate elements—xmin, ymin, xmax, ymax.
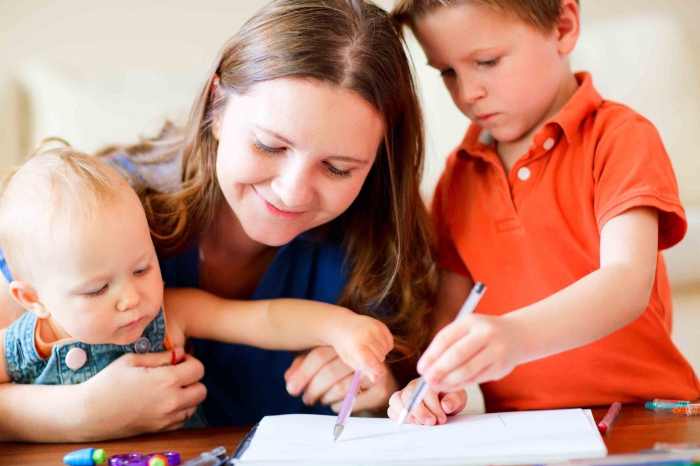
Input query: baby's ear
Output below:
<box><xmin>8</xmin><ymin>281</ymin><xmax>49</xmax><ymax>318</ymax></box>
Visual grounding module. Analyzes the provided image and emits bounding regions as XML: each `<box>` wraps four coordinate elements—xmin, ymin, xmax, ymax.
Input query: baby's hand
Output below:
<box><xmin>387</xmin><ymin>378</ymin><xmax>467</xmax><ymax>426</ymax></box>
<box><xmin>331</xmin><ymin>314</ymin><xmax>393</xmax><ymax>382</ymax></box>
<box><xmin>418</xmin><ymin>314</ymin><xmax>521</xmax><ymax>392</ymax></box>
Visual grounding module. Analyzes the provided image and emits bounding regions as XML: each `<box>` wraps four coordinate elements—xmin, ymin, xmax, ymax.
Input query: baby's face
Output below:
<box><xmin>31</xmin><ymin>192</ymin><xmax>163</xmax><ymax>345</ymax></box>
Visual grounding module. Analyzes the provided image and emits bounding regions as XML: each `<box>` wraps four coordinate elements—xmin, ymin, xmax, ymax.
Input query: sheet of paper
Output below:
<box><xmin>237</xmin><ymin>409</ymin><xmax>607</xmax><ymax>465</ymax></box>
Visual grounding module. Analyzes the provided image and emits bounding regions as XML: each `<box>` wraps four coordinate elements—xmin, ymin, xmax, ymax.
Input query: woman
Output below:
<box><xmin>0</xmin><ymin>0</ymin><xmax>437</xmax><ymax>441</ymax></box>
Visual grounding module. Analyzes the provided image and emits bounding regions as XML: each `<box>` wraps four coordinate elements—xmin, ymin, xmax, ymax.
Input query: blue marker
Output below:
<box><xmin>644</xmin><ymin>399</ymin><xmax>691</xmax><ymax>410</ymax></box>
<box><xmin>63</xmin><ymin>447</ymin><xmax>106</xmax><ymax>465</ymax></box>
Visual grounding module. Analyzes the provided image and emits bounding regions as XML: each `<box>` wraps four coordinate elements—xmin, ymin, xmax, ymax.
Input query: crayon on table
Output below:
<box><xmin>598</xmin><ymin>401</ymin><xmax>622</xmax><ymax>434</ymax></box>
<box><xmin>673</xmin><ymin>404</ymin><xmax>700</xmax><ymax>416</ymax></box>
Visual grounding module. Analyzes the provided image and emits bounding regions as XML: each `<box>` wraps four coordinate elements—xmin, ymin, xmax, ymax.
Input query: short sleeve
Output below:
<box><xmin>593</xmin><ymin>116</ymin><xmax>686</xmax><ymax>250</ymax></box>
<box><xmin>0</xmin><ymin>247</ymin><xmax>12</xmax><ymax>283</ymax></box>
<box><xmin>431</xmin><ymin>169</ymin><xmax>470</xmax><ymax>277</ymax></box>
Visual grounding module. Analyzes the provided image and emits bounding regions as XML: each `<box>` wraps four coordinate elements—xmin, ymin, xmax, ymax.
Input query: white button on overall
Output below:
<box><xmin>65</xmin><ymin>347</ymin><xmax>87</xmax><ymax>371</ymax></box>
<box><xmin>543</xmin><ymin>138</ymin><xmax>555</xmax><ymax>150</ymax></box>
<box><xmin>517</xmin><ymin>167</ymin><xmax>531</xmax><ymax>181</ymax></box>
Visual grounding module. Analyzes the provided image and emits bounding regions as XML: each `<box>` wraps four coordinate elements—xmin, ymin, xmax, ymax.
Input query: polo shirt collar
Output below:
<box><xmin>458</xmin><ymin>71</ymin><xmax>603</xmax><ymax>158</ymax></box>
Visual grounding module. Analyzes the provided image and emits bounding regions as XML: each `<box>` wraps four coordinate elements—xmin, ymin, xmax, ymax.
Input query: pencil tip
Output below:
<box><xmin>334</xmin><ymin>425</ymin><xmax>343</xmax><ymax>441</ymax></box>
<box><xmin>397</xmin><ymin>409</ymin><xmax>408</xmax><ymax>425</ymax></box>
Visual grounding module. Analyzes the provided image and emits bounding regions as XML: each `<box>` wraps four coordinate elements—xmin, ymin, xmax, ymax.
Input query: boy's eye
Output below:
<box><xmin>440</xmin><ymin>68</ymin><xmax>456</xmax><ymax>78</ymax></box>
<box><xmin>134</xmin><ymin>265</ymin><xmax>152</xmax><ymax>277</ymax></box>
<box><xmin>253</xmin><ymin>138</ymin><xmax>285</xmax><ymax>154</ymax></box>
<box><xmin>477</xmin><ymin>58</ymin><xmax>500</xmax><ymax>68</ymax></box>
<box><xmin>85</xmin><ymin>284</ymin><xmax>108</xmax><ymax>298</ymax></box>
<box><xmin>325</xmin><ymin>162</ymin><xmax>351</xmax><ymax>179</ymax></box>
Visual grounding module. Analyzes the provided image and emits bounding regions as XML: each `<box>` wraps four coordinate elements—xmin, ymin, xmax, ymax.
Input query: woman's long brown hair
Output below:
<box><xmin>97</xmin><ymin>0</ymin><xmax>438</xmax><ymax>383</ymax></box>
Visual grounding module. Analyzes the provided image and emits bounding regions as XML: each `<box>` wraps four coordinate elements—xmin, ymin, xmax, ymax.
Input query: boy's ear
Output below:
<box><xmin>556</xmin><ymin>0</ymin><xmax>581</xmax><ymax>55</ymax></box>
<box><xmin>8</xmin><ymin>281</ymin><xmax>49</xmax><ymax>319</ymax></box>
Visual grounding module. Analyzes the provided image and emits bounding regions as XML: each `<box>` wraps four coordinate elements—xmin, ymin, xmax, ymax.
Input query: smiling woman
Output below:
<box><xmin>0</xmin><ymin>0</ymin><xmax>439</xmax><ymax>441</ymax></box>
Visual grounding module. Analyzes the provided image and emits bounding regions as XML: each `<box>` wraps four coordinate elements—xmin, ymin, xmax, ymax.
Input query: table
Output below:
<box><xmin>2</xmin><ymin>405</ymin><xmax>699</xmax><ymax>465</ymax></box>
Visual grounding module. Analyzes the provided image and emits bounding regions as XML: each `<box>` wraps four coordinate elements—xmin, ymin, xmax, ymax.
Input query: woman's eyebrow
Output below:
<box><xmin>326</xmin><ymin>155</ymin><xmax>370</xmax><ymax>165</ymax></box>
<box><xmin>252</xmin><ymin>125</ymin><xmax>295</xmax><ymax>146</ymax></box>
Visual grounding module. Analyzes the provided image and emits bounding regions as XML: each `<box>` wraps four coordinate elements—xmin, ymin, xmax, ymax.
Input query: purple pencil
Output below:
<box><xmin>333</xmin><ymin>364</ymin><xmax>365</xmax><ymax>441</ymax></box>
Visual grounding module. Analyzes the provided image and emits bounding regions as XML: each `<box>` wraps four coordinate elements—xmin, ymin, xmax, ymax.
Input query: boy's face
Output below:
<box><xmin>31</xmin><ymin>191</ymin><xmax>163</xmax><ymax>345</ymax></box>
<box><xmin>412</xmin><ymin>3</ymin><xmax>569</xmax><ymax>144</ymax></box>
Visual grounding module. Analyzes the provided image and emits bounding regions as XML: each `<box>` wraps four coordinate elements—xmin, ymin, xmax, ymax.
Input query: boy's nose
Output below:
<box><xmin>459</xmin><ymin>77</ymin><xmax>486</xmax><ymax>104</ymax></box>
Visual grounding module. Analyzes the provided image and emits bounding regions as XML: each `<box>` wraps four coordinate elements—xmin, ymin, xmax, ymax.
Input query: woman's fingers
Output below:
<box><xmin>302</xmin><ymin>357</ymin><xmax>353</xmax><ymax>405</ymax></box>
<box><xmin>284</xmin><ymin>346</ymin><xmax>339</xmax><ymax>396</ymax></box>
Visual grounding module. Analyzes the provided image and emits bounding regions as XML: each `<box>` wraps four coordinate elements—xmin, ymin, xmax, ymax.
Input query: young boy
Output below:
<box><xmin>388</xmin><ymin>0</ymin><xmax>700</xmax><ymax>425</ymax></box>
<box><xmin>0</xmin><ymin>147</ymin><xmax>392</xmax><ymax>420</ymax></box>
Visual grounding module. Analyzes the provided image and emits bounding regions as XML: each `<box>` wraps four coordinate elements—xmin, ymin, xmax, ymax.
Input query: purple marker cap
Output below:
<box><xmin>109</xmin><ymin>454</ymin><xmax>143</xmax><ymax>466</ymax></box>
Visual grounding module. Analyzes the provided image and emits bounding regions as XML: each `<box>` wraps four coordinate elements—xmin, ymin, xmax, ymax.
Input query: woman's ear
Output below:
<box><xmin>556</xmin><ymin>0</ymin><xmax>580</xmax><ymax>55</ymax></box>
<box><xmin>210</xmin><ymin>74</ymin><xmax>222</xmax><ymax>141</ymax></box>
<box><xmin>9</xmin><ymin>281</ymin><xmax>49</xmax><ymax>319</ymax></box>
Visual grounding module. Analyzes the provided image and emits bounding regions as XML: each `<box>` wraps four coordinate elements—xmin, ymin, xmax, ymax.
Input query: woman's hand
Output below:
<box><xmin>328</xmin><ymin>314</ymin><xmax>394</xmax><ymax>382</ymax></box>
<box><xmin>387</xmin><ymin>377</ymin><xmax>467</xmax><ymax>426</ymax></box>
<box><xmin>284</xmin><ymin>346</ymin><xmax>398</xmax><ymax>413</ymax></box>
<box><xmin>78</xmin><ymin>348</ymin><xmax>206</xmax><ymax>441</ymax></box>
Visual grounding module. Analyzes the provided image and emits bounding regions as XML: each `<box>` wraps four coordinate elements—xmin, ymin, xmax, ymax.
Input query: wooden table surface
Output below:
<box><xmin>2</xmin><ymin>405</ymin><xmax>699</xmax><ymax>464</ymax></box>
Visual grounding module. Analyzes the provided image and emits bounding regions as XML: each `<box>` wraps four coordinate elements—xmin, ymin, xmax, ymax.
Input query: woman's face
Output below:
<box><xmin>214</xmin><ymin>78</ymin><xmax>384</xmax><ymax>246</ymax></box>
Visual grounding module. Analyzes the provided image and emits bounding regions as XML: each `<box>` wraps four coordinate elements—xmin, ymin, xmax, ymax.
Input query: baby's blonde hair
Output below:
<box><xmin>0</xmin><ymin>140</ymin><xmax>131</xmax><ymax>281</ymax></box>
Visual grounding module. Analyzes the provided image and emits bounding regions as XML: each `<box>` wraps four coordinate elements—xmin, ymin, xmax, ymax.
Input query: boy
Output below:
<box><xmin>0</xmin><ymin>147</ymin><xmax>392</xmax><ymax>414</ymax></box>
<box><xmin>389</xmin><ymin>0</ymin><xmax>699</xmax><ymax>425</ymax></box>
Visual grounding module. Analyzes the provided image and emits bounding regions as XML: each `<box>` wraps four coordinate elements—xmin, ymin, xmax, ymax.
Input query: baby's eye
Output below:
<box><xmin>477</xmin><ymin>58</ymin><xmax>500</xmax><ymax>68</ymax></box>
<box><xmin>134</xmin><ymin>265</ymin><xmax>152</xmax><ymax>277</ymax></box>
<box><xmin>85</xmin><ymin>284</ymin><xmax>108</xmax><ymax>298</ymax></box>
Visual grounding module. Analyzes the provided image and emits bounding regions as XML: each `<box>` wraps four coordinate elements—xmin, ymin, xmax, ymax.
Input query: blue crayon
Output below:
<box><xmin>63</xmin><ymin>447</ymin><xmax>106</xmax><ymax>465</ymax></box>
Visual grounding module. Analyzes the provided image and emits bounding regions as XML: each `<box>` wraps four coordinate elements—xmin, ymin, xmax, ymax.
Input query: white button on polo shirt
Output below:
<box><xmin>543</xmin><ymin>138</ymin><xmax>555</xmax><ymax>150</ymax></box>
<box><xmin>517</xmin><ymin>167</ymin><xmax>531</xmax><ymax>181</ymax></box>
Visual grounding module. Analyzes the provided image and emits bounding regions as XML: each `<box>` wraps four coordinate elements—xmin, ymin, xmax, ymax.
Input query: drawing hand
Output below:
<box><xmin>418</xmin><ymin>314</ymin><xmax>521</xmax><ymax>392</ymax></box>
<box><xmin>387</xmin><ymin>378</ymin><xmax>467</xmax><ymax>426</ymax></box>
<box><xmin>331</xmin><ymin>314</ymin><xmax>394</xmax><ymax>382</ymax></box>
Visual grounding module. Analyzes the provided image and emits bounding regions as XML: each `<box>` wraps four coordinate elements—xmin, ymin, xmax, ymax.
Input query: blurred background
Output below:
<box><xmin>1</xmin><ymin>0</ymin><xmax>699</xmax><ymax>413</ymax></box>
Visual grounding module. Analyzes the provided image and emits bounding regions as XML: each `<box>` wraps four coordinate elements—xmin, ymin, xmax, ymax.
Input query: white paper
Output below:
<box><xmin>236</xmin><ymin>409</ymin><xmax>607</xmax><ymax>465</ymax></box>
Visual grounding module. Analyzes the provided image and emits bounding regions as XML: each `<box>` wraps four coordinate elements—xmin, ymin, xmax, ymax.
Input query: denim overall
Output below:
<box><xmin>4</xmin><ymin>308</ymin><xmax>167</xmax><ymax>385</ymax></box>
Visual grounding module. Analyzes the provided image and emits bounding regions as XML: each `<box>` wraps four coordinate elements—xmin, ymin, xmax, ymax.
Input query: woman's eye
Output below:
<box><xmin>85</xmin><ymin>284</ymin><xmax>108</xmax><ymax>298</ymax></box>
<box><xmin>326</xmin><ymin>163</ymin><xmax>351</xmax><ymax>179</ymax></box>
<box><xmin>477</xmin><ymin>58</ymin><xmax>499</xmax><ymax>68</ymax></box>
<box><xmin>253</xmin><ymin>138</ymin><xmax>284</xmax><ymax>154</ymax></box>
<box><xmin>134</xmin><ymin>265</ymin><xmax>152</xmax><ymax>277</ymax></box>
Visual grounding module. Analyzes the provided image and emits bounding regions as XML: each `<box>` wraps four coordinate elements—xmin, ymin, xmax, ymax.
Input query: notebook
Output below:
<box><xmin>232</xmin><ymin>408</ymin><xmax>608</xmax><ymax>465</ymax></box>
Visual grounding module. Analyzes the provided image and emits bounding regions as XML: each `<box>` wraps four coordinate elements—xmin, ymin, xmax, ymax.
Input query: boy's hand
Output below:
<box><xmin>330</xmin><ymin>314</ymin><xmax>393</xmax><ymax>382</ymax></box>
<box><xmin>387</xmin><ymin>378</ymin><xmax>467</xmax><ymax>426</ymax></box>
<box><xmin>418</xmin><ymin>314</ymin><xmax>522</xmax><ymax>392</ymax></box>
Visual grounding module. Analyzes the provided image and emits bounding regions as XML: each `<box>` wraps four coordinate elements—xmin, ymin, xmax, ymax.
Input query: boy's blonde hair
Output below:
<box><xmin>392</xmin><ymin>0</ymin><xmax>579</xmax><ymax>33</ymax></box>
<box><xmin>0</xmin><ymin>142</ymin><xmax>131</xmax><ymax>281</ymax></box>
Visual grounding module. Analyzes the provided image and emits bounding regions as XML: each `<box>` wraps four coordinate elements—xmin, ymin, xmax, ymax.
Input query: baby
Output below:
<box><xmin>0</xmin><ymin>146</ymin><xmax>392</xmax><ymax>409</ymax></box>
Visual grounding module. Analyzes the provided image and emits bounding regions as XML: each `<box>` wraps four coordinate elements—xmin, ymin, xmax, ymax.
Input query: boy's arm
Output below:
<box><xmin>420</xmin><ymin>206</ymin><xmax>658</xmax><ymax>391</ymax></box>
<box><xmin>163</xmin><ymin>288</ymin><xmax>394</xmax><ymax>379</ymax></box>
<box><xmin>431</xmin><ymin>270</ymin><xmax>473</xmax><ymax>339</ymax></box>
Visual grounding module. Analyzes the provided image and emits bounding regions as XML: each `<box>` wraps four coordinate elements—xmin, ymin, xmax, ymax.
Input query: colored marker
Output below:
<box><xmin>597</xmin><ymin>401</ymin><xmax>621</xmax><ymax>434</ymax></box>
<box><xmin>673</xmin><ymin>404</ymin><xmax>700</xmax><ymax>415</ymax></box>
<box><xmin>181</xmin><ymin>446</ymin><xmax>227</xmax><ymax>466</ymax></box>
<box><xmin>64</xmin><ymin>448</ymin><xmax>106</xmax><ymax>466</ymax></box>
<box><xmin>645</xmin><ymin>399</ymin><xmax>691</xmax><ymax>410</ymax></box>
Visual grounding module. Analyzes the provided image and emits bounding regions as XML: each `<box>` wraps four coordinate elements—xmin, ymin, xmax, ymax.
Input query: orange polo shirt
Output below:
<box><xmin>433</xmin><ymin>72</ymin><xmax>700</xmax><ymax>412</ymax></box>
